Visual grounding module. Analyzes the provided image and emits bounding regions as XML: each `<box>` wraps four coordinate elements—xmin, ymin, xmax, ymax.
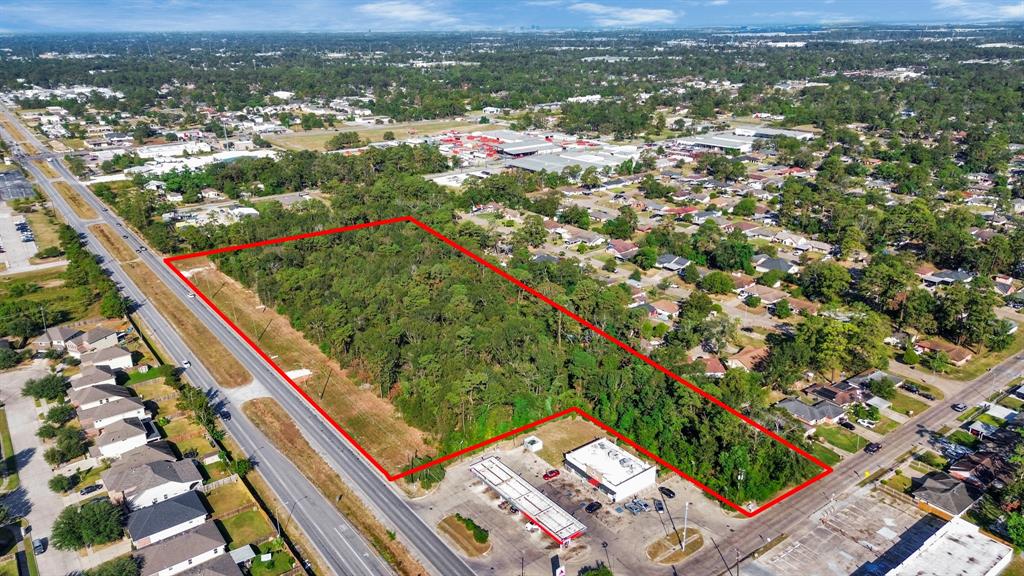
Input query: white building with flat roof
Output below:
<box><xmin>886</xmin><ymin>517</ymin><xmax>1012</xmax><ymax>576</ymax></box>
<box><xmin>469</xmin><ymin>456</ymin><xmax>585</xmax><ymax>546</ymax></box>
<box><xmin>563</xmin><ymin>437</ymin><xmax>656</xmax><ymax>503</ymax></box>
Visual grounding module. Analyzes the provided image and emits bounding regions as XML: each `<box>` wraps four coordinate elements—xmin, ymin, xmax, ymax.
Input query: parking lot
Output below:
<box><xmin>749</xmin><ymin>485</ymin><xmax>943</xmax><ymax>576</ymax></box>
<box><xmin>409</xmin><ymin>431</ymin><xmax>729</xmax><ymax>576</ymax></box>
<box><xmin>0</xmin><ymin>201</ymin><xmax>39</xmax><ymax>273</ymax></box>
<box><xmin>0</xmin><ymin>170</ymin><xmax>33</xmax><ymax>201</ymax></box>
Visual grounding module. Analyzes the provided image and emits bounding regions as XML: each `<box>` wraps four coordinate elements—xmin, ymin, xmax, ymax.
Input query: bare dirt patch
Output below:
<box><xmin>531</xmin><ymin>415</ymin><xmax>606</xmax><ymax>467</ymax></box>
<box><xmin>185</xmin><ymin>259</ymin><xmax>430</xmax><ymax>470</ymax></box>
<box><xmin>90</xmin><ymin>224</ymin><xmax>137</xmax><ymax>263</ymax></box>
<box><xmin>53</xmin><ymin>181</ymin><xmax>97</xmax><ymax>220</ymax></box>
<box><xmin>646</xmin><ymin>529</ymin><xmax>703</xmax><ymax>564</ymax></box>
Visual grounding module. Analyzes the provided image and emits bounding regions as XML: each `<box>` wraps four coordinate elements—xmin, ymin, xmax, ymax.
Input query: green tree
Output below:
<box><xmin>229</xmin><ymin>458</ymin><xmax>254</xmax><ymax>477</ymax></box>
<box><xmin>632</xmin><ymin>247</ymin><xmax>657</xmax><ymax>270</ymax></box>
<box><xmin>48</xmin><ymin>474</ymin><xmax>76</xmax><ymax>493</ymax></box>
<box><xmin>99</xmin><ymin>288</ymin><xmax>129</xmax><ymax>318</ymax></box>
<box><xmin>45</xmin><ymin>403</ymin><xmax>76</xmax><ymax>425</ymax></box>
<box><xmin>800</xmin><ymin>261</ymin><xmax>851</xmax><ymax>303</ymax></box>
<box><xmin>699</xmin><ymin>271</ymin><xmax>735</xmax><ymax>294</ymax></box>
<box><xmin>84</xmin><ymin>557</ymin><xmax>140</xmax><ymax>576</ymax></box>
<box><xmin>51</xmin><ymin>500</ymin><xmax>124</xmax><ymax>550</ymax></box>
<box><xmin>22</xmin><ymin>374</ymin><xmax>69</xmax><ymax>401</ymax></box>
<box><xmin>773</xmin><ymin>299</ymin><xmax>792</xmax><ymax>318</ymax></box>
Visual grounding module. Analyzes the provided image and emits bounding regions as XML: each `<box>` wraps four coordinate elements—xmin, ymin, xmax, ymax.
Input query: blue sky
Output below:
<box><xmin>1</xmin><ymin>0</ymin><xmax>1022</xmax><ymax>32</ymax></box>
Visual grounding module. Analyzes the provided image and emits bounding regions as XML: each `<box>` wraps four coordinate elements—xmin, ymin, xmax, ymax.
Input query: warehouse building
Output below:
<box><xmin>469</xmin><ymin>456</ymin><xmax>586</xmax><ymax>546</ymax></box>
<box><xmin>563</xmin><ymin>437</ymin><xmax>656</xmax><ymax>503</ymax></box>
<box><xmin>885</xmin><ymin>517</ymin><xmax>1012</xmax><ymax>576</ymax></box>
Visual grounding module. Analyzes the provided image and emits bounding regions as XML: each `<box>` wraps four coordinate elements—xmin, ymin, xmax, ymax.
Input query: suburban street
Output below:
<box><xmin>0</xmin><ymin>106</ymin><xmax>475</xmax><ymax>576</ymax></box>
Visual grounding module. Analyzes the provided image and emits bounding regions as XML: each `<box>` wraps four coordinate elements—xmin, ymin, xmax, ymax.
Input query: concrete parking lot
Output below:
<box><xmin>409</xmin><ymin>436</ymin><xmax>724</xmax><ymax>576</ymax></box>
<box><xmin>0</xmin><ymin>202</ymin><xmax>39</xmax><ymax>273</ymax></box>
<box><xmin>747</xmin><ymin>485</ymin><xmax>943</xmax><ymax>576</ymax></box>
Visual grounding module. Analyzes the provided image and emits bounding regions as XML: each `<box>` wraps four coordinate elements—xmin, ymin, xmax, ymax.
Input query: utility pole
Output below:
<box><xmin>319</xmin><ymin>369</ymin><xmax>333</xmax><ymax>400</ymax></box>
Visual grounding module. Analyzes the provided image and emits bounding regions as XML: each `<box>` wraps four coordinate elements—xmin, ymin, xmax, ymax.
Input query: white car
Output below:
<box><xmin>187</xmin><ymin>292</ymin><xmax>195</xmax><ymax>299</ymax></box>
<box><xmin>182</xmin><ymin>360</ymin><xmax>192</xmax><ymax>368</ymax></box>
<box><xmin>856</xmin><ymin>418</ymin><xmax>877</xmax><ymax>429</ymax></box>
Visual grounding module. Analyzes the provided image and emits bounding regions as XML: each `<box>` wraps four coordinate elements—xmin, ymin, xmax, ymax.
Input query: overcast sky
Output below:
<box><xmin>1</xmin><ymin>0</ymin><xmax>1022</xmax><ymax>33</ymax></box>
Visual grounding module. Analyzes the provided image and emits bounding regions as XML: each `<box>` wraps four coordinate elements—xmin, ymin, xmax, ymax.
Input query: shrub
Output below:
<box><xmin>744</xmin><ymin>295</ymin><xmax>761</xmax><ymax>308</ymax></box>
<box><xmin>455</xmin><ymin>513</ymin><xmax>489</xmax><ymax>544</ymax></box>
<box><xmin>48</xmin><ymin>474</ymin><xmax>77</xmax><ymax>493</ymax></box>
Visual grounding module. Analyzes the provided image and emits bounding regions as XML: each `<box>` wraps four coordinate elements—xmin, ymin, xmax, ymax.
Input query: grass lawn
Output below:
<box><xmin>24</xmin><ymin>209</ymin><xmax>61</xmax><ymax>254</ymax></box>
<box><xmin>977</xmin><ymin>413</ymin><xmax>1006</xmax><ymax>427</ymax></box>
<box><xmin>947</xmin><ymin>332</ymin><xmax>1024</xmax><ymax>381</ymax></box>
<box><xmin>646</xmin><ymin>529</ymin><xmax>704</xmax><ymax>564</ymax></box>
<box><xmin>816</xmin><ymin>425</ymin><xmax>868</xmax><ymax>453</ymax></box>
<box><xmin>206</xmin><ymin>481</ymin><xmax>254</xmax><ymax>515</ymax></box>
<box><xmin>0</xmin><ymin>557</ymin><xmax>16</xmax><ymax>576</ymax></box>
<box><xmin>958</xmin><ymin>405</ymin><xmax>984</xmax><ymax>422</ymax></box>
<box><xmin>175</xmin><ymin>435</ymin><xmax>215</xmax><ymax>458</ymax></box>
<box><xmin>0</xmin><ymin>409</ymin><xmax>18</xmax><ymax>492</ymax></box>
<box><xmin>218</xmin><ymin>510</ymin><xmax>276</xmax><ymax>550</ymax></box>
<box><xmin>890</xmin><ymin>392</ymin><xmax>928</xmax><ymax>416</ymax></box>
<box><xmin>127</xmin><ymin>369</ymin><xmax>175</xmax><ymax>395</ymax></box>
<box><xmin>809</xmin><ymin>442</ymin><xmax>842</xmax><ymax>467</ymax></box>
<box><xmin>999</xmin><ymin>396</ymin><xmax>1024</xmax><ymax>410</ymax></box>
<box><xmin>438</xmin><ymin>515</ymin><xmax>491</xmax><ymax>558</ymax></box>
<box><xmin>1000</xmin><ymin>553</ymin><xmax>1024</xmax><ymax>576</ymax></box>
<box><xmin>32</xmin><ymin>159</ymin><xmax>58</xmax><ymax>180</ymax></box>
<box><xmin>0</xmin><ymin>267</ymin><xmax>97</xmax><ymax>327</ymax></box>
<box><xmin>89</xmin><ymin>224</ymin><xmax>137</xmax><ymax>264</ymax></box>
<box><xmin>162</xmin><ymin>418</ymin><xmax>202</xmax><ymax>439</ymax></box>
<box><xmin>874</xmin><ymin>417</ymin><xmax>900</xmax><ymax>435</ymax></box>
<box><xmin>72</xmin><ymin>464</ymin><xmax>108</xmax><ymax>491</ymax></box>
<box><xmin>250</xmin><ymin>540</ymin><xmax>295</xmax><ymax>576</ymax></box>
<box><xmin>53</xmin><ymin>181</ymin><xmax>97</xmax><ymax>220</ymax></box>
<box><xmin>883</xmin><ymin>473</ymin><xmax>912</xmax><ymax>493</ymax></box>
<box><xmin>914</xmin><ymin>450</ymin><xmax>948</xmax><ymax>469</ymax></box>
<box><xmin>201</xmin><ymin>460</ymin><xmax>232</xmax><ymax>482</ymax></box>
<box><xmin>949</xmin><ymin>429</ymin><xmax>982</xmax><ymax>449</ymax></box>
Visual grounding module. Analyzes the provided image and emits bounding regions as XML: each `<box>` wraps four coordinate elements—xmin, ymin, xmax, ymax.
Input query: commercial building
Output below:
<box><xmin>886</xmin><ymin>517</ymin><xmax>1012</xmax><ymax>576</ymax></box>
<box><xmin>675</xmin><ymin>133</ymin><xmax>756</xmax><ymax>154</ymax></box>
<box><xmin>563</xmin><ymin>438</ymin><xmax>656</xmax><ymax>503</ymax></box>
<box><xmin>469</xmin><ymin>456</ymin><xmax>586</xmax><ymax>546</ymax></box>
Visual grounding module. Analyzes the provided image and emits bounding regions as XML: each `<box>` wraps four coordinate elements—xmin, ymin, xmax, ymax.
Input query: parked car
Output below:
<box><xmin>658</xmin><ymin>486</ymin><xmax>675</xmax><ymax>499</ymax></box>
<box><xmin>542</xmin><ymin>470</ymin><xmax>560</xmax><ymax>481</ymax></box>
<box><xmin>585</xmin><ymin>502</ymin><xmax>602</xmax><ymax>514</ymax></box>
<box><xmin>79</xmin><ymin>484</ymin><xmax>101</xmax><ymax>496</ymax></box>
<box><xmin>920</xmin><ymin>392</ymin><xmax>935</xmax><ymax>401</ymax></box>
<box><xmin>32</xmin><ymin>538</ymin><xmax>46</xmax><ymax>555</ymax></box>
<box><xmin>903</xmin><ymin>384</ymin><xmax>919</xmax><ymax>394</ymax></box>
<box><xmin>840</xmin><ymin>420</ymin><xmax>856</xmax><ymax>431</ymax></box>
<box><xmin>654</xmin><ymin>499</ymin><xmax>665</xmax><ymax>514</ymax></box>
<box><xmin>952</xmin><ymin>403</ymin><xmax>968</xmax><ymax>412</ymax></box>
<box><xmin>865</xmin><ymin>443</ymin><xmax>882</xmax><ymax>454</ymax></box>
<box><xmin>857</xmin><ymin>418</ymin><xmax>877</xmax><ymax>429</ymax></box>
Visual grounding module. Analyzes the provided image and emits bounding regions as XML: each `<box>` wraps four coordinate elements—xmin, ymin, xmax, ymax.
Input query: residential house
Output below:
<box><xmin>915</xmin><ymin>339</ymin><xmax>974</xmax><ymax>366</ymax></box>
<box><xmin>739</xmin><ymin>284</ymin><xmax>787</xmax><ymax>305</ymax></box>
<box><xmin>93</xmin><ymin>417</ymin><xmax>154</xmax><ymax>460</ymax></box>
<box><xmin>806</xmin><ymin>381</ymin><xmax>862</xmax><ymax>407</ymax></box>
<box><xmin>994</xmin><ymin>275</ymin><xmax>1019</xmax><ymax>297</ymax></box>
<box><xmin>177</xmin><ymin>555</ymin><xmax>242</xmax><ymax>576</ymax></box>
<box><xmin>777</xmin><ymin>398</ymin><xmax>845</xmax><ymax>426</ymax></box>
<box><xmin>919</xmin><ymin>268</ymin><xmax>974</xmax><ymax>288</ymax></box>
<box><xmin>910</xmin><ymin>472</ymin><xmax>983</xmax><ymax>518</ymax></box>
<box><xmin>66</xmin><ymin>327</ymin><xmax>119</xmax><ymax>358</ymax></box>
<box><xmin>727</xmin><ymin>347</ymin><xmax>769</xmax><ymax>371</ymax></box>
<box><xmin>607</xmin><ymin>240</ymin><xmax>639</xmax><ymax>261</ymax></box>
<box><xmin>138</xmin><ymin>521</ymin><xmax>228</xmax><ymax>576</ymax></box>
<box><xmin>69</xmin><ymin>383</ymin><xmax>133</xmax><ymax>411</ymax></box>
<box><xmin>78</xmin><ymin>396</ymin><xmax>147</xmax><ymax>430</ymax></box>
<box><xmin>70</xmin><ymin>365</ymin><xmax>117</xmax><ymax>391</ymax></box>
<box><xmin>102</xmin><ymin>441</ymin><xmax>203</xmax><ymax>509</ymax></box>
<box><xmin>655</xmin><ymin>254</ymin><xmax>691</xmax><ymax>271</ymax></box>
<box><xmin>127</xmin><ymin>490</ymin><xmax>208</xmax><ymax>548</ymax></box>
<box><xmin>649</xmin><ymin>300</ymin><xmax>679</xmax><ymax>322</ymax></box>
<box><xmin>949</xmin><ymin>452</ymin><xmax>1012</xmax><ymax>489</ymax></box>
<box><xmin>729</xmin><ymin>273</ymin><xmax>756</xmax><ymax>292</ymax></box>
<box><xmin>32</xmin><ymin>326</ymin><xmax>81</xmax><ymax>351</ymax></box>
<box><xmin>699</xmin><ymin>356</ymin><xmax>726</xmax><ymax>378</ymax></box>
<box><xmin>782</xmin><ymin>297</ymin><xmax>820</xmax><ymax>316</ymax></box>
<box><xmin>846</xmin><ymin>369</ymin><xmax>904</xmax><ymax>390</ymax></box>
<box><xmin>753</xmin><ymin>255</ymin><xmax>799</xmax><ymax>275</ymax></box>
<box><xmin>81</xmin><ymin>346</ymin><xmax>134</xmax><ymax>371</ymax></box>
<box><xmin>773</xmin><ymin>231</ymin><xmax>807</xmax><ymax>248</ymax></box>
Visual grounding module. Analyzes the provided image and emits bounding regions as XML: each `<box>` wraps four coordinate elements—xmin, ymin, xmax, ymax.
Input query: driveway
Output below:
<box><xmin>1</xmin><ymin>360</ymin><xmax>85</xmax><ymax>575</ymax></box>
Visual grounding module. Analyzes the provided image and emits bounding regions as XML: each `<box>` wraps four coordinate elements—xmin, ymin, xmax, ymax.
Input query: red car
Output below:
<box><xmin>542</xmin><ymin>470</ymin><xmax>560</xmax><ymax>481</ymax></box>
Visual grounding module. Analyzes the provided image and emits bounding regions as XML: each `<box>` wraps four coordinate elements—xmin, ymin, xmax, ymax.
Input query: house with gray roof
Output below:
<box><xmin>777</xmin><ymin>398</ymin><xmax>845</xmax><ymax>426</ymax></box>
<box><xmin>910</xmin><ymin>472</ymin><xmax>983</xmax><ymax>518</ymax></box>
<box><xmin>655</xmin><ymin>254</ymin><xmax>691</xmax><ymax>271</ymax></box>
<box><xmin>78</xmin><ymin>396</ymin><xmax>147</xmax><ymax>430</ymax></box>
<box><xmin>69</xmin><ymin>383</ymin><xmax>133</xmax><ymax>411</ymax></box>
<box><xmin>128</xmin><ymin>490</ymin><xmax>208</xmax><ymax>547</ymax></box>
<box><xmin>70</xmin><ymin>365</ymin><xmax>117</xmax><ymax>391</ymax></box>
<box><xmin>81</xmin><ymin>346</ymin><xmax>134</xmax><ymax>371</ymax></box>
<box><xmin>102</xmin><ymin>442</ymin><xmax>201</xmax><ymax>509</ymax></box>
<box><xmin>138</xmin><ymin>521</ymin><xmax>227</xmax><ymax>576</ymax></box>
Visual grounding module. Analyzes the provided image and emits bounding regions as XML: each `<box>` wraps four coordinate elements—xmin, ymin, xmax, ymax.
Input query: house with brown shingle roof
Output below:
<box><xmin>138</xmin><ymin>521</ymin><xmax>228</xmax><ymax>576</ymax></box>
<box><xmin>727</xmin><ymin>347</ymin><xmax>769</xmax><ymax>371</ymax></box>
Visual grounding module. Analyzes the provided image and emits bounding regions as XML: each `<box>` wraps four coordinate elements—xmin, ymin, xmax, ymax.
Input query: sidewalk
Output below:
<box><xmin>1</xmin><ymin>360</ymin><xmax>85</xmax><ymax>575</ymax></box>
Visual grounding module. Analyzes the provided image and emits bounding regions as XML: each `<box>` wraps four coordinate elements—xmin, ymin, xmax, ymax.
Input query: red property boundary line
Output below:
<box><xmin>165</xmin><ymin>215</ymin><xmax>832</xmax><ymax>518</ymax></box>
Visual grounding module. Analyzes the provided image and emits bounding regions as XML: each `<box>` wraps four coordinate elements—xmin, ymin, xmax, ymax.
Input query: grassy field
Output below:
<box><xmin>266</xmin><ymin>119</ymin><xmax>499</xmax><ymax>151</ymax></box>
<box><xmin>242</xmin><ymin>397</ymin><xmax>428</xmax><ymax>576</ymax></box>
<box><xmin>31</xmin><ymin>160</ymin><xmax>58</xmax><ymax>180</ymax></box>
<box><xmin>0</xmin><ymin>409</ymin><xmax>19</xmax><ymax>492</ymax></box>
<box><xmin>0</xmin><ymin>267</ymin><xmax>97</xmax><ymax>328</ymax></box>
<box><xmin>874</xmin><ymin>417</ymin><xmax>900</xmax><ymax>435</ymax></box>
<box><xmin>890</xmin><ymin>392</ymin><xmax>928</xmax><ymax>416</ymax></box>
<box><xmin>53</xmin><ymin>181</ymin><xmax>97</xmax><ymax>220</ymax></box>
<box><xmin>882</xmin><ymin>472</ymin><xmax>912</xmax><ymax>493</ymax></box>
<box><xmin>219</xmin><ymin>509</ymin><xmax>276</xmax><ymax>550</ymax></box>
<box><xmin>87</xmin><ymin>241</ymin><xmax>250</xmax><ymax>387</ymax></box>
<box><xmin>947</xmin><ymin>332</ymin><xmax>1024</xmax><ymax>381</ymax></box>
<box><xmin>207</xmin><ymin>481</ymin><xmax>255</xmax><ymax>516</ymax></box>
<box><xmin>809</xmin><ymin>442</ymin><xmax>842</xmax><ymax>467</ymax></box>
<box><xmin>532</xmin><ymin>416</ymin><xmax>605</xmax><ymax>468</ymax></box>
<box><xmin>250</xmin><ymin>540</ymin><xmax>296</xmax><ymax>576</ymax></box>
<box><xmin>816</xmin><ymin>425</ymin><xmax>868</xmax><ymax>453</ymax></box>
<box><xmin>187</xmin><ymin>261</ymin><xmax>427</xmax><ymax>468</ymax></box>
<box><xmin>438</xmin><ymin>515</ymin><xmax>491</xmax><ymax>558</ymax></box>
<box><xmin>949</xmin><ymin>429</ymin><xmax>981</xmax><ymax>449</ymax></box>
<box><xmin>24</xmin><ymin>209</ymin><xmax>61</xmax><ymax>255</ymax></box>
<box><xmin>89</xmin><ymin>224</ymin><xmax>137</xmax><ymax>263</ymax></box>
<box><xmin>1000</xmin><ymin>553</ymin><xmax>1024</xmax><ymax>576</ymax></box>
<box><xmin>646</xmin><ymin>529</ymin><xmax>703</xmax><ymax>564</ymax></box>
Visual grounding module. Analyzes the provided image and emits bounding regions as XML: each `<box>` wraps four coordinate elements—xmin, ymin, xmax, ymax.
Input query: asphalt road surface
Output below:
<box><xmin>0</xmin><ymin>109</ymin><xmax>477</xmax><ymax>576</ymax></box>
